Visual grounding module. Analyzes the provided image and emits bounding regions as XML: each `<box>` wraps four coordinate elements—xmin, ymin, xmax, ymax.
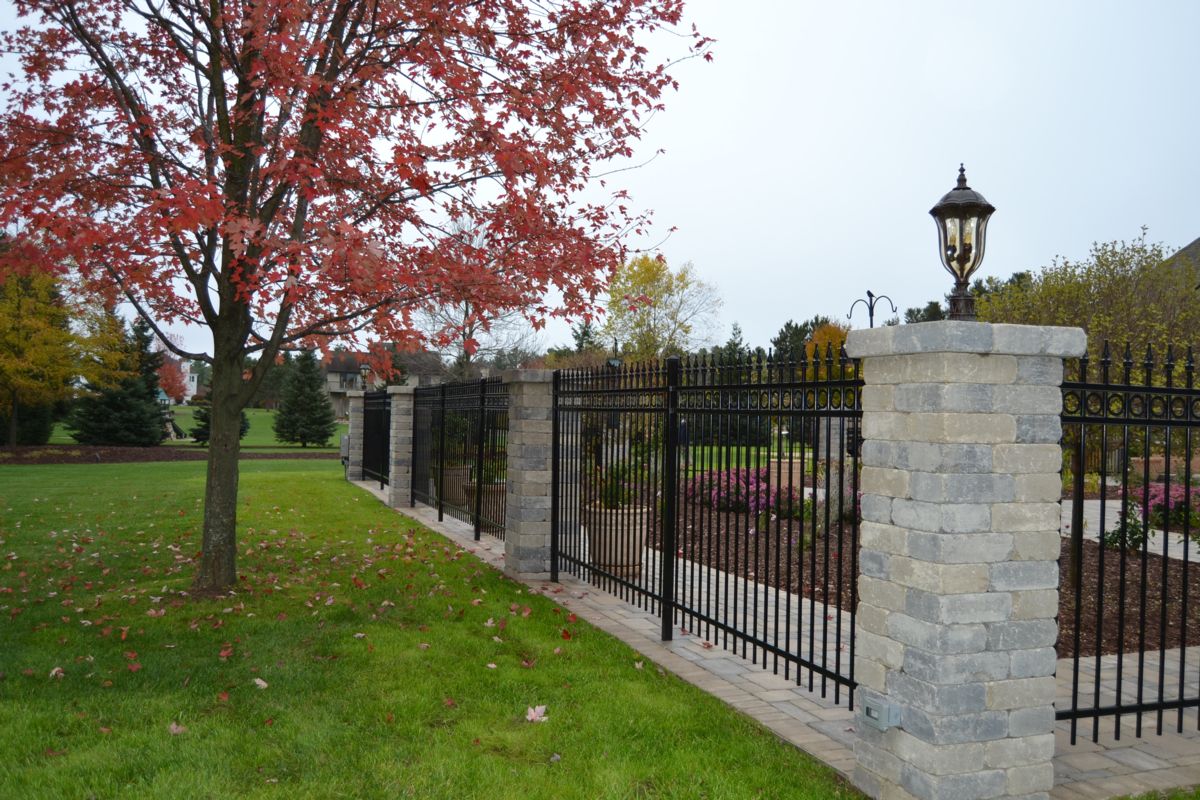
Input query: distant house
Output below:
<box><xmin>322</xmin><ymin>348</ymin><xmax>448</xmax><ymax>418</ymax></box>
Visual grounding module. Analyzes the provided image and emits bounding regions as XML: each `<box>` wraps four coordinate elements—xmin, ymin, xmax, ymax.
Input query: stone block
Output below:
<box><xmin>1015</xmin><ymin>356</ymin><xmax>1064</xmax><ymax>386</ymax></box>
<box><xmin>862</xmin><ymin>384</ymin><xmax>896</xmax><ymax>411</ymax></box>
<box><xmin>1004</xmin><ymin>762</ymin><xmax>1055</xmax><ymax>794</ymax></box>
<box><xmin>886</xmin><ymin>612</ymin><xmax>988</xmax><ymax>654</ymax></box>
<box><xmin>891</xmin><ymin>729</ymin><xmax>985</xmax><ymax>775</ymax></box>
<box><xmin>899</xmin><ymin>706</ymin><xmax>1010</xmax><ymax>745</ymax></box>
<box><xmin>856</xmin><ymin>629</ymin><xmax>906</xmax><ymax>669</ymax></box>
<box><xmin>906</xmin><ymin>589</ymin><xmax>1012</xmax><ymax>625</ymax></box>
<box><xmin>991</xmin><ymin>504</ymin><xmax>1060</xmax><ymax>532</ymax></box>
<box><xmin>1007</xmin><ymin>706</ymin><xmax>1054</xmax><ymax>737</ymax></box>
<box><xmin>910</xmin><ymin>473</ymin><xmax>1015</xmax><ymax>504</ymax></box>
<box><xmin>863</xmin><ymin>466</ymin><xmax>912</xmax><ymax>498</ymax></box>
<box><xmin>1012</xmin><ymin>474</ymin><xmax>1063</xmax><ymax>503</ymax></box>
<box><xmin>860</xmin><ymin>522</ymin><xmax>910</xmax><ymax>556</ymax></box>
<box><xmin>989</xmin><ymin>561</ymin><xmax>1059</xmax><ymax>591</ymax></box>
<box><xmin>1008</xmin><ymin>648</ymin><xmax>1057</xmax><ymax>679</ymax></box>
<box><xmin>992</xmin><ymin>385</ymin><xmax>1063</xmax><ymax>415</ymax></box>
<box><xmin>858</xmin><ymin>576</ymin><xmax>908</xmax><ymax>613</ymax></box>
<box><xmin>991</xmin><ymin>325</ymin><xmax>1086</xmax><ymax>358</ymax></box>
<box><xmin>907</xmin><ymin>531</ymin><xmax>1013</xmax><ymax>564</ymax></box>
<box><xmin>983</xmin><ymin>734</ymin><xmax>1055</xmax><ymax>769</ymax></box>
<box><xmin>986</xmin><ymin>620</ymin><xmax>1058</xmax><ymax>650</ymax></box>
<box><xmin>900</xmin><ymin>765</ymin><xmax>1007</xmax><ymax>800</ymax></box>
<box><xmin>1009</xmin><ymin>590</ymin><xmax>1058</xmax><ymax>621</ymax></box>
<box><xmin>890</xmin><ymin>557</ymin><xmax>990</xmax><ymax>595</ymax></box>
<box><xmin>902</xmin><ymin>648</ymin><xmax>1010</xmax><ymax>686</ymax></box>
<box><xmin>1009</xmin><ymin>532</ymin><xmax>1061</xmax><ymax>562</ymax></box>
<box><xmin>1015</xmin><ymin>415</ymin><xmax>1061</xmax><ymax>445</ymax></box>
<box><xmin>889</xmin><ymin>671</ymin><xmax>988</xmax><ymax>714</ymax></box>
<box><xmin>860</xmin><ymin>549</ymin><xmax>890</xmax><ymax>579</ymax></box>
<box><xmin>985</xmin><ymin>677</ymin><xmax>1055</xmax><ymax>710</ymax></box>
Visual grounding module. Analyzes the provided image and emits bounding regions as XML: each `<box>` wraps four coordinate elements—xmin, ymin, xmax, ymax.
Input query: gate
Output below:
<box><xmin>411</xmin><ymin>378</ymin><xmax>509</xmax><ymax>540</ymax></box>
<box><xmin>552</xmin><ymin>350</ymin><xmax>861</xmax><ymax>704</ymax></box>
<box><xmin>1059</xmin><ymin>343</ymin><xmax>1200</xmax><ymax>742</ymax></box>
<box><xmin>361</xmin><ymin>390</ymin><xmax>390</xmax><ymax>488</ymax></box>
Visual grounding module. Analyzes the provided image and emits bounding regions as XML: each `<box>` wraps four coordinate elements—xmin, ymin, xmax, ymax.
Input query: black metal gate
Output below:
<box><xmin>1059</xmin><ymin>343</ymin><xmax>1200</xmax><ymax>742</ymax></box>
<box><xmin>552</xmin><ymin>350</ymin><xmax>861</xmax><ymax>704</ymax></box>
<box><xmin>362</xmin><ymin>390</ymin><xmax>390</xmax><ymax>488</ymax></box>
<box><xmin>412</xmin><ymin>378</ymin><xmax>509</xmax><ymax>540</ymax></box>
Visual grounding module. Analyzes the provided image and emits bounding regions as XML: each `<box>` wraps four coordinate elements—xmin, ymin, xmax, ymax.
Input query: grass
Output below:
<box><xmin>50</xmin><ymin>407</ymin><xmax>348</xmax><ymax>452</ymax></box>
<box><xmin>0</xmin><ymin>459</ymin><xmax>857</xmax><ymax>799</ymax></box>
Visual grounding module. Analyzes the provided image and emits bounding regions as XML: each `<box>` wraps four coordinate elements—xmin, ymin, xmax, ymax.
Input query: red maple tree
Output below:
<box><xmin>0</xmin><ymin>0</ymin><xmax>707</xmax><ymax>591</ymax></box>
<box><xmin>158</xmin><ymin>356</ymin><xmax>188</xmax><ymax>404</ymax></box>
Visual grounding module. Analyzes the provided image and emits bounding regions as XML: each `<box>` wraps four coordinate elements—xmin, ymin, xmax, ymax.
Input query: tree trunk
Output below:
<box><xmin>7</xmin><ymin>391</ymin><xmax>16</xmax><ymax>447</ymax></box>
<box><xmin>192</xmin><ymin>349</ymin><xmax>244</xmax><ymax>593</ymax></box>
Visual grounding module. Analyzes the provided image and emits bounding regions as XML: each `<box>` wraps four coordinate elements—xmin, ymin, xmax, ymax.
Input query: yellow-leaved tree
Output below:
<box><xmin>603</xmin><ymin>255</ymin><xmax>722</xmax><ymax>361</ymax></box>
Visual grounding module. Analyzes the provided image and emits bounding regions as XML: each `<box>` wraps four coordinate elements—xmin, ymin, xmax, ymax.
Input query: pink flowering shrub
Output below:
<box><xmin>685</xmin><ymin>468</ymin><xmax>809</xmax><ymax>519</ymax></box>
<box><xmin>1138</xmin><ymin>482</ymin><xmax>1200</xmax><ymax>530</ymax></box>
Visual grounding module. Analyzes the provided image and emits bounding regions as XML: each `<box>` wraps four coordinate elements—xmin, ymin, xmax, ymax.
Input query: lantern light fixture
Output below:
<box><xmin>930</xmin><ymin>164</ymin><xmax>995</xmax><ymax>321</ymax></box>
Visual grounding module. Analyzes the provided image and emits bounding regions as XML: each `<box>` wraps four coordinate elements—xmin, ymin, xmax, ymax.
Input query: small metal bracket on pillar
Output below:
<box><xmin>660</xmin><ymin>356</ymin><xmax>680</xmax><ymax>641</ymax></box>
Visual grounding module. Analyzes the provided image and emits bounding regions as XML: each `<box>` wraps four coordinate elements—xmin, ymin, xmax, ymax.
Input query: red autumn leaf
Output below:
<box><xmin>566</xmin><ymin>613</ymin><xmax>577</xmax><ymax>623</ymax></box>
<box><xmin>218</xmin><ymin>691</ymin><xmax>229</xmax><ymax>703</ymax></box>
<box><xmin>219</xmin><ymin>645</ymin><xmax>233</xmax><ymax>660</ymax></box>
<box><xmin>443</xmin><ymin>697</ymin><xmax>457</xmax><ymax>708</ymax></box>
<box><xmin>127</xmin><ymin>662</ymin><xmax>142</xmax><ymax>672</ymax></box>
<box><xmin>123</xmin><ymin>651</ymin><xmax>137</xmax><ymax>660</ymax></box>
<box><xmin>560</xmin><ymin>629</ymin><xmax>572</xmax><ymax>641</ymax></box>
<box><xmin>263</xmin><ymin>718</ymin><xmax>274</xmax><ymax>727</ymax></box>
<box><xmin>352</xmin><ymin>575</ymin><xmax>366</xmax><ymax>589</ymax></box>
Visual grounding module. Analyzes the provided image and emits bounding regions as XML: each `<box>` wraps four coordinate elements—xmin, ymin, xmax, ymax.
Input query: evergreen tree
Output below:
<box><xmin>273</xmin><ymin>350</ymin><xmax>337</xmax><ymax>447</ymax></box>
<box><xmin>190</xmin><ymin>398</ymin><xmax>249</xmax><ymax>445</ymax></box>
<box><xmin>67</xmin><ymin>318</ymin><xmax>166</xmax><ymax>446</ymax></box>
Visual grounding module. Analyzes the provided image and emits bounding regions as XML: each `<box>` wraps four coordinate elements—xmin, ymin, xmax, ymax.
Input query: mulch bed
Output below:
<box><xmin>0</xmin><ymin>445</ymin><xmax>337</xmax><ymax>465</ymax></box>
<box><xmin>653</xmin><ymin>501</ymin><xmax>1200</xmax><ymax>660</ymax></box>
<box><xmin>1059</xmin><ymin>536</ymin><xmax>1200</xmax><ymax>659</ymax></box>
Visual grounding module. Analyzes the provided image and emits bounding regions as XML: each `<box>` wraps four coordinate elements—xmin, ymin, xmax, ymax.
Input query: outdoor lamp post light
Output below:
<box><xmin>930</xmin><ymin>164</ymin><xmax>995</xmax><ymax>321</ymax></box>
<box><xmin>359</xmin><ymin>362</ymin><xmax>371</xmax><ymax>389</ymax></box>
<box><xmin>847</xmin><ymin>290</ymin><xmax>897</xmax><ymax>328</ymax></box>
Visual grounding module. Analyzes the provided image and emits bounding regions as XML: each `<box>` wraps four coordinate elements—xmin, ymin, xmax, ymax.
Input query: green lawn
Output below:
<box><xmin>0</xmin><ymin>459</ymin><xmax>857</xmax><ymax>799</ymax></box>
<box><xmin>51</xmin><ymin>406</ymin><xmax>347</xmax><ymax>452</ymax></box>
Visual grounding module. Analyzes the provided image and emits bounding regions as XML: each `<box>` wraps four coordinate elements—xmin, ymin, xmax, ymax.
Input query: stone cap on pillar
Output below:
<box><xmin>347</xmin><ymin>390</ymin><xmax>365</xmax><ymax>399</ymax></box>
<box><xmin>846</xmin><ymin>321</ymin><xmax>1086</xmax><ymax>359</ymax></box>
<box><xmin>386</xmin><ymin>378</ymin><xmax>417</xmax><ymax>396</ymax></box>
<box><xmin>500</xmin><ymin>368</ymin><xmax>554</xmax><ymax>384</ymax></box>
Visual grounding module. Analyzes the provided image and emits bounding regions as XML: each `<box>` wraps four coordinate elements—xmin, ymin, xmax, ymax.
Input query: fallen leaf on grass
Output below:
<box><xmin>418</xmin><ymin>642</ymin><xmax>430</xmax><ymax>650</ymax></box>
<box><xmin>560</xmin><ymin>629</ymin><xmax>572</xmax><ymax>640</ymax></box>
<box><xmin>168</xmin><ymin>721</ymin><xmax>187</xmax><ymax>735</ymax></box>
<box><xmin>253</xmin><ymin>678</ymin><xmax>269</xmax><ymax>689</ymax></box>
<box><xmin>263</xmin><ymin>718</ymin><xmax>274</xmax><ymax>727</ymax></box>
<box><xmin>443</xmin><ymin>697</ymin><xmax>457</xmax><ymax>708</ymax></box>
<box><xmin>218</xmin><ymin>691</ymin><xmax>229</xmax><ymax>703</ymax></box>
<box><xmin>127</xmin><ymin>662</ymin><xmax>142</xmax><ymax>672</ymax></box>
<box><xmin>98</xmin><ymin>726</ymin><xmax>112</xmax><ymax>735</ymax></box>
<box><xmin>550</xmin><ymin>753</ymin><xmax>561</xmax><ymax>763</ymax></box>
<box><xmin>634</xmin><ymin>661</ymin><xmax>643</xmax><ymax>670</ymax></box>
<box><xmin>566</xmin><ymin>613</ymin><xmax>577</xmax><ymax>623</ymax></box>
<box><xmin>525</xmin><ymin>705</ymin><xmax>548</xmax><ymax>723</ymax></box>
<box><xmin>353</xmin><ymin>632</ymin><xmax>366</xmax><ymax>639</ymax></box>
<box><xmin>49</xmin><ymin>666</ymin><xmax>64</xmax><ymax>680</ymax></box>
<box><xmin>486</xmin><ymin>663</ymin><xmax>497</xmax><ymax>670</ymax></box>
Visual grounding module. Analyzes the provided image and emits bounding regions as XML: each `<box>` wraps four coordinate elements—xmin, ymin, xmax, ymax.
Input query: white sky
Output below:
<box><xmin>3</xmin><ymin>1</ymin><xmax>1198</xmax><ymax>356</ymax></box>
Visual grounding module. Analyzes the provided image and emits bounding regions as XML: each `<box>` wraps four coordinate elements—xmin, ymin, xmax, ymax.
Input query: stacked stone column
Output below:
<box><xmin>502</xmin><ymin>370</ymin><xmax>553</xmax><ymax>579</ymax></box>
<box><xmin>845</xmin><ymin>322</ymin><xmax>1085</xmax><ymax>800</ymax></box>
<box><xmin>346</xmin><ymin>390</ymin><xmax>365</xmax><ymax>481</ymax></box>
<box><xmin>386</xmin><ymin>382</ymin><xmax>415</xmax><ymax>508</ymax></box>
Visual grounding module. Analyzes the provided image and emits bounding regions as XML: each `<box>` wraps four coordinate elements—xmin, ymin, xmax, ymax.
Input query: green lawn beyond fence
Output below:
<box><xmin>0</xmin><ymin>459</ymin><xmax>857</xmax><ymax>799</ymax></box>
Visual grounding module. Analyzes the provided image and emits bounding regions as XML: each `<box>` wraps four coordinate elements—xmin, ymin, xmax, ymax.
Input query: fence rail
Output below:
<box><xmin>412</xmin><ymin>378</ymin><xmax>509</xmax><ymax>540</ymax></box>
<box><xmin>1060</xmin><ymin>342</ymin><xmax>1200</xmax><ymax>742</ymax></box>
<box><xmin>552</xmin><ymin>349</ymin><xmax>861</xmax><ymax>704</ymax></box>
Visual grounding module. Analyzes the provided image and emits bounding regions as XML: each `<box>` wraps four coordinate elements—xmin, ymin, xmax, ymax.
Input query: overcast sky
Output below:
<box><xmin>3</xmin><ymin>1</ymin><xmax>1198</xmax><ymax>356</ymax></box>
<box><xmin>608</xmin><ymin>0</ymin><xmax>1200</xmax><ymax>352</ymax></box>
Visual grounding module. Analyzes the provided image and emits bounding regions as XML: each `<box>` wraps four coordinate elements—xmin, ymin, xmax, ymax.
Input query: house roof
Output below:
<box><xmin>1168</xmin><ymin>236</ymin><xmax>1200</xmax><ymax>266</ymax></box>
<box><xmin>322</xmin><ymin>347</ymin><xmax>447</xmax><ymax>378</ymax></box>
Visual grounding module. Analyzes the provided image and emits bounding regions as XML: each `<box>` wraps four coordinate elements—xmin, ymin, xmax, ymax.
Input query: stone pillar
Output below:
<box><xmin>346</xmin><ymin>390</ymin><xmax>365</xmax><ymax>481</ymax></box>
<box><xmin>845</xmin><ymin>322</ymin><xmax>1085</xmax><ymax>800</ymax></box>
<box><xmin>503</xmin><ymin>369</ymin><xmax>553</xmax><ymax>579</ymax></box>
<box><xmin>387</xmin><ymin>381</ymin><xmax>416</xmax><ymax>508</ymax></box>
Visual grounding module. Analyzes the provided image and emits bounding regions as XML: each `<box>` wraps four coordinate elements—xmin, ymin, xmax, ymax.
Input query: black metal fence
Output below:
<box><xmin>362</xmin><ymin>391</ymin><xmax>391</xmax><ymax>489</ymax></box>
<box><xmin>552</xmin><ymin>349</ymin><xmax>861</xmax><ymax>705</ymax></box>
<box><xmin>1060</xmin><ymin>342</ymin><xmax>1200</xmax><ymax>742</ymax></box>
<box><xmin>412</xmin><ymin>378</ymin><xmax>509</xmax><ymax>540</ymax></box>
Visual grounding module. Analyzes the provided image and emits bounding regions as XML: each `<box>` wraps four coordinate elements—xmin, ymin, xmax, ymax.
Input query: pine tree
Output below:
<box><xmin>273</xmin><ymin>350</ymin><xmax>337</xmax><ymax>447</ymax></box>
<box><xmin>190</xmin><ymin>398</ymin><xmax>249</xmax><ymax>445</ymax></box>
<box><xmin>67</xmin><ymin>318</ymin><xmax>166</xmax><ymax>446</ymax></box>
